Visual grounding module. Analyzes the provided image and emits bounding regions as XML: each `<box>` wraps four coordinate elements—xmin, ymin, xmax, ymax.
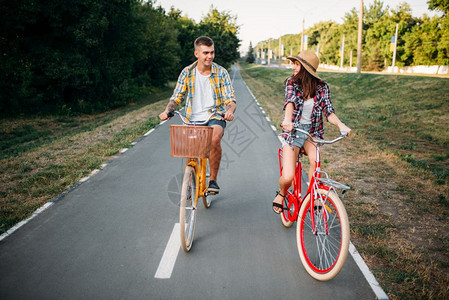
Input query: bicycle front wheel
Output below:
<box><xmin>180</xmin><ymin>166</ymin><xmax>197</xmax><ymax>252</ymax></box>
<box><xmin>296</xmin><ymin>189</ymin><xmax>350</xmax><ymax>281</ymax></box>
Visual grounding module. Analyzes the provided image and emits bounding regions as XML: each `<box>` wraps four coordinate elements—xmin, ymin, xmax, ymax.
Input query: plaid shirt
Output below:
<box><xmin>281</xmin><ymin>77</ymin><xmax>335</xmax><ymax>146</ymax></box>
<box><xmin>170</xmin><ymin>61</ymin><xmax>236</xmax><ymax>121</ymax></box>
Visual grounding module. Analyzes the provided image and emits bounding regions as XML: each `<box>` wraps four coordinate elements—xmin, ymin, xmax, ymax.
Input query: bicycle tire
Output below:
<box><xmin>296</xmin><ymin>188</ymin><xmax>350</xmax><ymax>281</ymax></box>
<box><xmin>180</xmin><ymin>166</ymin><xmax>197</xmax><ymax>252</ymax></box>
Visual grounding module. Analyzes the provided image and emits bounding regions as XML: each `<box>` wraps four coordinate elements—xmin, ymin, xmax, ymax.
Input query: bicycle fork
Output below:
<box><xmin>186</xmin><ymin>159</ymin><xmax>199</xmax><ymax>211</ymax></box>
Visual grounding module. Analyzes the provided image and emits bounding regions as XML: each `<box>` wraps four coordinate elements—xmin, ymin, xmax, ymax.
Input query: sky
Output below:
<box><xmin>154</xmin><ymin>0</ymin><xmax>439</xmax><ymax>54</ymax></box>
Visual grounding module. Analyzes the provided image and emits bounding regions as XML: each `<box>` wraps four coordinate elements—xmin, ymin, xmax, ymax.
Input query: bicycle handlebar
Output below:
<box><xmin>167</xmin><ymin>109</ymin><xmax>224</xmax><ymax>125</ymax></box>
<box><xmin>295</xmin><ymin>128</ymin><xmax>347</xmax><ymax>144</ymax></box>
<box><xmin>279</xmin><ymin>127</ymin><xmax>347</xmax><ymax>145</ymax></box>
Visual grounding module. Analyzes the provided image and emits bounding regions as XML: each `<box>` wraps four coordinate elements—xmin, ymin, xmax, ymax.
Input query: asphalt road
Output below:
<box><xmin>0</xmin><ymin>65</ymin><xmax>378</xmax><ymax>299</ymax></box>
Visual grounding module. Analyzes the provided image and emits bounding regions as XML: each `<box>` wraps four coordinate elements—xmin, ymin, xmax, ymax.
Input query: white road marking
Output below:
<box><xmin>144</xmin><ymin>128</ymin><xmax>155</xmax><ymax>136</ymax></box>
<box><xmin>154</xmin><ymin>223</ymin><xmax>181</xmax><ymax>279</ymax></box>
<box><xmin>349</xmin><ymin>242</ymin><xmax>389</xmax><ymax>299</ymax></box>
<box><xmin>0</xmin><ymin>202</ymin><xmax>54</xmax><ymax>241</ymax></box>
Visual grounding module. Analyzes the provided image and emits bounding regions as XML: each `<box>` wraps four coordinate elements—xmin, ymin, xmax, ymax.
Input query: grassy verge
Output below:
<box><xmin>1</xmin><ymin>86</ymin><xmax>173</xmax><ymax>234</ymax></box>
<box><xmin>239</xmin><ymin>62</ymin><xmax>449</xmax><ymax>299</ymax></box>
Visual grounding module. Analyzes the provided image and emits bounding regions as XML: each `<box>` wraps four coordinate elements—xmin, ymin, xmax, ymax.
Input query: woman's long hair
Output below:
<box><xmin>289</xmin><ymin>62</ymin><xmax>321</xmax><ymax>99</ymax></box>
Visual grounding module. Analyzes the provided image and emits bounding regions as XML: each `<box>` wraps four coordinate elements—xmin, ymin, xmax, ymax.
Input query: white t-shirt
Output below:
<box><xmin>191</xmin><ymin>68</ymin><xmax>214</xmax><ymax>121</ymax></box>
<box><xmin>299</xmin><ymin>98</ymin><xmax>313</xmax><ymax>125</ymax></box>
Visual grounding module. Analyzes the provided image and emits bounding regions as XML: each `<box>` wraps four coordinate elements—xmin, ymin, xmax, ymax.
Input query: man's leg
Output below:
<box><xmin>209</xmin><ymin>124</ymin><xmax>223</xmax><ymax>182</ymax></box>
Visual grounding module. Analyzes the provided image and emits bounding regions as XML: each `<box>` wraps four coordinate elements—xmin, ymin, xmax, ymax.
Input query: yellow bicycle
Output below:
<box><xmin>168</xmin><ymin>110</ymin><xmax>222</xmax><ymax>251</ymax></box>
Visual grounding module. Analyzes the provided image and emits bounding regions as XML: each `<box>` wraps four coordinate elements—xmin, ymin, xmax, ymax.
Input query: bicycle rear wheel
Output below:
<box><xmin>296</xmin><ymin>188</ymin><xmax>350</xmax><ymax>281</ymax></box>
<box><xmin>180</xmin><ymin>166</ymin><xmax>197</xmax><ymax>252</ymax></box>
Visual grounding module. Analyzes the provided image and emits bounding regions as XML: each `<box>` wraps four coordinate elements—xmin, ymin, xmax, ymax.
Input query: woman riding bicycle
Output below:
<box><xmin>272</xmin><ymin>50</ymin><xmax>351</xmax><ymax>214</ymax></box>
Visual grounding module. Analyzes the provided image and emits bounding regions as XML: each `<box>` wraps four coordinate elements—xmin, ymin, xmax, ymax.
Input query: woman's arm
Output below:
<box><xmin>327</xmin><ymin>113</ymin><xmax>352</xmax><ymax>136</ymax></box>
<box><xmin>281</xmin><ymin>103</ymin><xmax>295</xmax><ymax>132</ymax></box>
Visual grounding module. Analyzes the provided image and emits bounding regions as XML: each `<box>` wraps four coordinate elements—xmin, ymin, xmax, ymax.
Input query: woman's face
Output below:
<box><xmin>293</xmin><ymin>61</ymin><xmax>301</xmax><ymax>75</ymax></box>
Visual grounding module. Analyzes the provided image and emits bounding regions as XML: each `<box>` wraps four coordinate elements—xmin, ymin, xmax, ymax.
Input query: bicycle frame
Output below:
<box><xmin>278</xmin><ymin>137</ymin><xmax>349</xmax><ymax>233</ymax></box>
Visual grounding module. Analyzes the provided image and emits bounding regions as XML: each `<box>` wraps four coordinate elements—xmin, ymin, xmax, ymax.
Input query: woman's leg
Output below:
<box><xmin>273</xmin><ymin>145</ymin><xmax>300</xmax><ymax>213</ymax></box>
<box><xmin>303</xmin><ymin>140</ymin><xmax>317</xmax><ymax>181</ymax></box>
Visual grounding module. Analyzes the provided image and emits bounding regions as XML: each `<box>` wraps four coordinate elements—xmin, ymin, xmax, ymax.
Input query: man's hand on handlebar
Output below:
<box><xmin>223</xmin><ymin>110</ymin><xmax>234</xmax><ymax>121</ymax></box>
<box><xmin>159</xmin><ymin>110</ymin><xmax>176</xmax><ymax>121</ymax></box>
<box><xmin>158</xmin><ymin>111</ymin><xmax>170</xmax><ymax>121</ymax></box>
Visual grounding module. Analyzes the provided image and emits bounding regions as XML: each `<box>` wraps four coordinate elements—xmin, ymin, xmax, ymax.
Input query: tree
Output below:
<box><xmin>199</xmin><ymin>7</ymin><xmax>240</xmax><ymax>69</ymax></box>
<box><xmin>363</xmin><ymin>1</ymin><xmax>390</xmax><ymax>70</ymax></box>
<box><xmin>0</xmin><ymin>0</ymin><xmax>145</xmax><ymax>113</ymax></box>
<box><xmin>167</xmin><ymin>7</ymin><xmax>198</xmax><ymax>71</ymax></box>
<box><xmin>341</xmin><ymin>8</ymin><xmax>361</xmax><ymax>66</ymax></box>
<box><xmin>246</xmin><ymin>42</ymin><xmax>255</xmax><ymax>63</ymax></box>
<box><xmin>428</xmin><ymin>0</ymin><xmax>449</xmax><ymax>14</ymax></box>
<box><xmin>0</xmin><ymin>0</ymin><xmax>187</xmax><ymax>115</ymax></box>
<box><xmin>134</xmin><ymin>3</ymin><xmax>180</xmax><ymax>86</ymax></box>
<box><xmin>314</xmin><ymin>21</ymin><xmax>341</xmax><ymax>65</ymax></box>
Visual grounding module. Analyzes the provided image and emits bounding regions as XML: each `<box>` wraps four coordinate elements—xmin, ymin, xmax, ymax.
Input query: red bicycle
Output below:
<box><xmin>278</xmin><ymin>128</ymin><xmax>350</xmax><ymax>281</ymax></box>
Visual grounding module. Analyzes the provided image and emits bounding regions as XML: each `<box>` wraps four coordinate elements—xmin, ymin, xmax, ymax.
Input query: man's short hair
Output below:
<box><xmin>194</xmin><ymin>36</ymin><xmax>214</xmax><ymax>50</ymax></box>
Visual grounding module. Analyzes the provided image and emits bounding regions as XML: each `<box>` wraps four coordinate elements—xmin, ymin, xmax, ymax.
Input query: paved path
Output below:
<box><xmin>0</xmin><ymin>65</ymin><xmax>379</xmax><ymax>299</ymax></box>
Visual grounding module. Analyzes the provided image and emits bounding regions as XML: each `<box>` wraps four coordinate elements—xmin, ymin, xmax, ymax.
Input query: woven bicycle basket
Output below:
<box><xmin>170</xmin><ymin>125</ymin><xmax>213</xmax><ymax>158</ymax></box>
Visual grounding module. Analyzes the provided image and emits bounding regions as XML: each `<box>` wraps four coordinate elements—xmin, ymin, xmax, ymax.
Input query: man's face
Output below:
<box><xmin>194</xmin><ymin>44</ymin><xmax>215</xmax><ymax>67</ymax></box>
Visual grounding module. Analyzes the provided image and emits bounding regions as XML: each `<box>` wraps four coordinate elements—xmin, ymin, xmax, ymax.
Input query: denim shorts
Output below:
<box><xmin>292</xmin><ymin>124</ymin><xmax>311</xmax><ymax>148</ymax></box>
<box><xmin>206</xmin><ymin>119</ymin><xmax>226</xmax><ymax>130</ymax></box>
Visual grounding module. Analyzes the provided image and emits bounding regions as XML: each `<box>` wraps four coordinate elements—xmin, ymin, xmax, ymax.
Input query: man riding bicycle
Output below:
<box><xmin>159</xmin><ymin>36</ymin><xmax>236</xmax><ymax>194</ymax></box>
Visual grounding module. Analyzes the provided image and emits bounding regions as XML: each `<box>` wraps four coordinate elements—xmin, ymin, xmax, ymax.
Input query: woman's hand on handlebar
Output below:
<box><xmin>338</xmin><ymin>123</ymin><xmax>352</xmax><ymax>137</ymax></box>
<box><xmin>281</xmin><ymin>120</ymin><xmax>294</xmax><ymax>132</ymax></box>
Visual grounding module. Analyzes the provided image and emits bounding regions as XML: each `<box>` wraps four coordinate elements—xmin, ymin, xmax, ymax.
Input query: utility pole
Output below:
<box><xmin>357</xmin><ymin>0</ymin><xmax>363</xmax><ymax>73</ymax></box>
<box><xmin>350</xmin><ymin>50</ymin><xmax>353</xmax><ymax>67</ymax></box>
<box><xmin>268</xmin><ymin>41</ymin><xmax>271</xmax><ymax>65</ymax></box>
<box><xmin>279</xmin><ymin>37</ymin><xmax>282</xmax><ymax>67</ymax></box>
<box><xmin>340</xmin><ymin>35</ymin><xmax>345</xmax><ymax>68</ymax></box>
<box><xmin>392</xmin><ymin>23</ymin><xmax>399</xmax><ymax>70</ymax></box>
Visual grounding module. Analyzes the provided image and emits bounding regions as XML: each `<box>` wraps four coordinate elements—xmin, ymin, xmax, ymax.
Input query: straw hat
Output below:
<box><xmin>287</xmin><ymin>50</ymin><xmax>320</xmax><ymax>79</ymax></box>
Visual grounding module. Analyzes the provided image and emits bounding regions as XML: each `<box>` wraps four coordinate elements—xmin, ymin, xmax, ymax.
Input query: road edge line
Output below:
<box><xmin>350</xmin><ymin>242</ymin><xmax>389</xmax><ymax>299</ymax></box>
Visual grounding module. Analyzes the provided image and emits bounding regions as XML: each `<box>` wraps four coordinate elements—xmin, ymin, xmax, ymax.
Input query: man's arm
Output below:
<box><xmin>221</xmin><ymin>68</ymin><xmax>236</xmax><ymax>121</ymax></box>
<box><xmin>159</xmin><ymin>100</ymin><xmax>178</xmax><ymax>121</ymax></box>
<box><xmin>224</xmin><ymin>101</ymin><xmax>236</xmax><ymax>121</ymax></box>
